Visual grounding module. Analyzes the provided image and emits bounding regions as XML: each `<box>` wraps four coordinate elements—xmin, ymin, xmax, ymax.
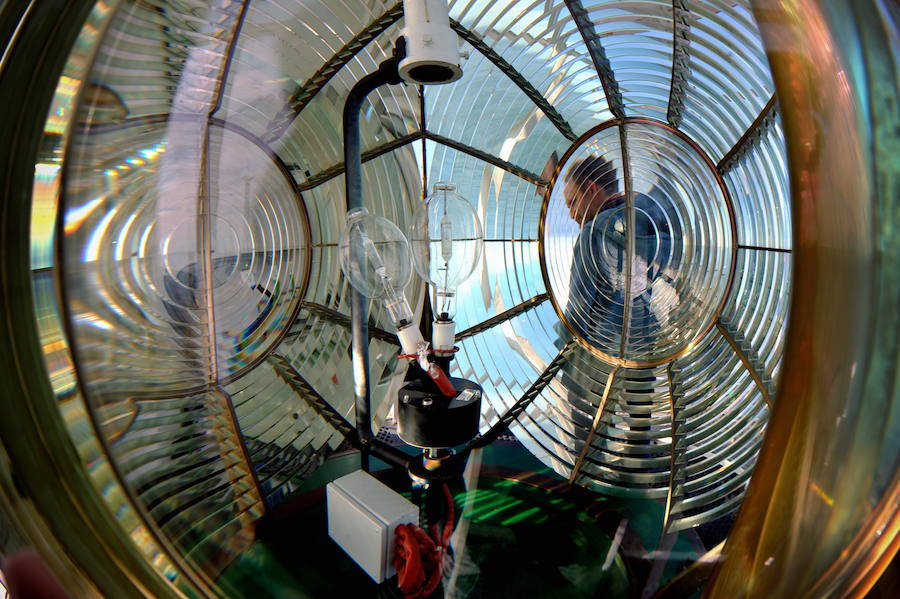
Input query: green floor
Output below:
<box><xmin>217</xmin><ymin>443</ymin><xmax>704</xmax><ymax>598</ymax></box>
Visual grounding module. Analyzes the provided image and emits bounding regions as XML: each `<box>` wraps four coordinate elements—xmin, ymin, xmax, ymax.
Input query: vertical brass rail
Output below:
<box><xmin>663</xmin><ymin>361</ymin><xmax>687</xmax><ymax>534</ymax></box>
<box><xmin>618</xmin><ymin>123</ymin><xmax>635</xmax><ymax>357</ymax></box>
<box><xmin>568</xmin><ymin>366</ymin><xmax>620</xmax><ymax>484</ymax></box>
<box><xmin>708</xmin><ymin>3</ymin><xmax>897</xmax><ymax>595</ymax></box>
<box><xmin>198</xmin><ymin>0</ymin><xmax>253</xmax><ymax>385</ymax></box>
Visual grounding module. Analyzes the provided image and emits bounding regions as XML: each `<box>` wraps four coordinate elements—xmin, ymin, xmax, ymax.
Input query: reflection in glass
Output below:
<box><xmin>543</xmin><ymin>121</ymin><xmax>732</xmax><ymax>365</ymax></box>
<box><xmin>4</xmin><ymin>0</ymin><xmax>820</xmax><ymax>596</ymax></box>
<box><xmin>64</xmin><ymin>122</ymin><xmax>309</xmax><ymax>393</ymax></box>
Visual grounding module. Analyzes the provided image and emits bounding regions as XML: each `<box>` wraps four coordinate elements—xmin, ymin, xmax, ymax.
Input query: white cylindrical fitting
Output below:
<box><xmin>397</xmin><ymin>323</ymin><xmax>426</xmax><ymax>356</ymax></box>
<box><xmin>432</xmin><ymin>320</ymin><xmax>456</xmax><ymax>351</ymax></box>
<box><xmin>399</xmin><ymin>0</ymin><xmax>462</xmax><ymax>85</ymax></box>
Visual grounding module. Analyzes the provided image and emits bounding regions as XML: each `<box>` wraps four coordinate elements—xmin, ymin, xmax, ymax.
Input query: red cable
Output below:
<box><xmin>424</xmin><ymin>362</ymin><xmax>457</xmax><ymax>397</ymax></box>
<box><xmin>395</xmin><ymin>346</ymin><xmax>459</xmax><ymax>359</ymax></box>
<box><xmin>393</xmin><ymin>484</ymin><xmax>455</xmax><ymax>599</ymax></box>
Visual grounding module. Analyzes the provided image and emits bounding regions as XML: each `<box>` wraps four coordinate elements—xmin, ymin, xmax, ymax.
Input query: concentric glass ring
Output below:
<box><xmin>63</xmin><ymin>121</ymin><xmax>311</xmax><ymax>393</ymax></box>
<box><xmin>541</xmin><ymin>119</ymin><xmax>735</xmax><ymax>366</ymax></box>
<box><xmin>12</xmin><ymin>0</ymin><xmax>800</xmax><ymax>591</ymax></box>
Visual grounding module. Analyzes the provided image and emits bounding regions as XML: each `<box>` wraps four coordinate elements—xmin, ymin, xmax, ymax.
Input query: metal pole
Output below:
<box><xmin>343</xmin><ymin>47</ymin><xmax>409</xmax><ymax>472</ymax></box>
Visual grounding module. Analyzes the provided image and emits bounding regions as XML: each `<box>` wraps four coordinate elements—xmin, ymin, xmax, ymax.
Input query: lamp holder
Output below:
<box><xmin>399</xmin><ymin>0</ymin><xmax>462</xmax><ymax>85</ymax></box>
<box><xmin>431</xmin><ymin>319</ymin><xmax>455</xmax><ymax>352</ymax></box>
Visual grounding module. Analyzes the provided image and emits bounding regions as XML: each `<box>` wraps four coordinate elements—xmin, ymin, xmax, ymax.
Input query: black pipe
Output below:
<box><xmin>367</xmin><ymin>441</ymin><xmax>416</xmax><ymax>471</ymax></box>
<box><xmin>344</xmin><ymin>43</ymin><xmax>406</xmax><ymax>472</ymax></box>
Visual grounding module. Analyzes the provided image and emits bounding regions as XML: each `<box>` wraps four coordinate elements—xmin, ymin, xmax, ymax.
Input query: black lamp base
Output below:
<box><xmin>396</xmin><ymin>377</ymin><xmax>483</xmax><ymax>449</ymax></box>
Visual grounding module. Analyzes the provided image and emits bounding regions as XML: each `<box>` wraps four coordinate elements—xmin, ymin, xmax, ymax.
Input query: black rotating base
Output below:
<box><xmin>396</xmin><ymin>377</ymin><xmax>482</xmax><ymax>449</ymax></box>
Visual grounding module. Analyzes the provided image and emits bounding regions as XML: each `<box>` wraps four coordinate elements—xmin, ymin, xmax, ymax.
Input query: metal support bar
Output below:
<box><xmin>424</xmin><ymin>130</ymin><xmax>549</xmax><ymax>187</ymax></box>
<box><xmin>619</xmin><ymin>123</ymin><xmax>635</xmax><ymax>356</ymax></box>
<box><xmin>456</xmin><ymin>294</ymin><xmax>549</xmax><ymax>340</ymax></box>
<box><xmin>565</xmin><ymin>0</ymin><xmax>626</xmax><ymax>119</ymax></box>
<box><xmin>268</xmin><ymin>353</ymin><xmax>358</xmax><ymax>440</ymax></box>
<box><xmin>715</xmin><ymin>320</ymin><xmax>774</xmax><ymax>407</ymax></box>
<box><xmin>269</xmin><ymin>353</ymin><xmax>414</xmax><ymax>471</ymax></box>
<box><xmin>667</xmin><ymin>0</ymin><xmax>691</xmax><ymax>128</ymax></box>
<box><xmin>264</xmin><ymin>2</ymin><xmax>404</xmax><ymax>142</ymax></box>
<box><xmin>197</xmin><ymin>0</ymin><xmax>253</xmax><ymax>385</ymax></box>
<box><xmin>212</xmin><ymin>386</ymin><xmax>268</xmax><ymax>511</ymax></box>
<box><xmin>568</xmin><ymin>366</ymin><xmax>619</xmax><ymax>483</ymax></box>
<box><xmin>209</xmin><ymin>0</ymin><xmax>252</xmax><ymax>118</ymax></box>
<box><xmin>449</xmin><ymin>19</ymin><xmax>577</xmax><ymax>141</ymax></box>
<box><xmin>298</xmin><ymin>127</ymin><xmax>550</xmax><ymax>192</ymax></box>
<box><xmin>419</xmin><ymin>85</ymin><xmax>427</xmax><ymax>198</ymax></box>
<box><xmin>466</xmin><ymin>340</ymin><xmax>576</xmax><ymax>450</ymax></box>
<box><xmin>296</xmin><ymin>132</ymin><xmax>422</xmax><ymax>191</ymax></box>
<box><xmin>296</xmin><ymin>301</ymin><xmax>400</xmax><ymax>345</ymax></box>
<box><xmin>717</xmin><ymin>95</ymin><xmax>778</xmax><ymax>174</ymax></box>
<box><xmin>662</xmin><ymin>361</ymin><xmax>687</xmax><ymax>535</ymax></box>
<box><xmin>738</xmin><ymin>244</ymin><xmax>792</xmax><ymax>254</ymax></box>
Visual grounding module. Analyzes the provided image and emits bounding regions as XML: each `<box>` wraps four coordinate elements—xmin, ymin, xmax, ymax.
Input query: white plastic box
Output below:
<box><xmin>326</xmin><ymin>469</ymin><xmax>420</xmax><ymax>583</ymax></box>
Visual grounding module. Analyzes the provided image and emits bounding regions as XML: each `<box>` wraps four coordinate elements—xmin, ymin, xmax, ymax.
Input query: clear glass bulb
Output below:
<box><xmin>410</xmin><ymin>183</ymin><xmax>483</xmax><ymax>321</ymax></box>
<box><xmin>339</xmin><ymin>208</ymin><xmax>415</xmax><ymax>327</ymax></box>
<box><xmin>339</xmin><ymin>208</ymin><xmax>456</xmax><ymax>396</ymax></box>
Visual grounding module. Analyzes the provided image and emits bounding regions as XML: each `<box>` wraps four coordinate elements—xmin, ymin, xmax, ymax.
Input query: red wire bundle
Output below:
<box><xmin>393</xmin><ymin>484</ymin><xmax>455</xmax><ymax>599</ymax></box>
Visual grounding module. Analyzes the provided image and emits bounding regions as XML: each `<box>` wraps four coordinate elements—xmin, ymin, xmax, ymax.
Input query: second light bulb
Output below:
<box><xmin>410</xmin><ymin>183</ymin><xmax>483</xmax><ymax>350</ymax></box>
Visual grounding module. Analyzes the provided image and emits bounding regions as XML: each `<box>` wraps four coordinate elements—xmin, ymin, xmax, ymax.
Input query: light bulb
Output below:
<box><xmin>339</xmin><ymin>207</ymin><xmax>415</xmax><ymax>328</ymax></box>
<box><xmin>339</xmin><ymin>208</ymin><xmax>456</xmax><ymax>397</ymax></box>
<box><xmin>411</xmin><ymin>183</ymin><xmax>483</xmax><ymax>349</ymax></box>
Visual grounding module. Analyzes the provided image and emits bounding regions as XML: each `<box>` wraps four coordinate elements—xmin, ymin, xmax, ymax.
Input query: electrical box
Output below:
<box><xmin>326</xmin><ymin>469</ymin><xmax>419</xmax><ymax>583</ymax></box>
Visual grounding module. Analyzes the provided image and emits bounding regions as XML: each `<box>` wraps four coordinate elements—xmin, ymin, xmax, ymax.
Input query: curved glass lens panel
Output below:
<box><xmin>543</xmin><ymin>121</ymin><xmax>733</xmax><ymax>364</ymax></box>
<box><xmin>64</xmin><ymin>121</ymin><xmax>310</xmax><ymax>391</ymax></box>
<box><xmin>36</xmin><ymin>0</ymin><xmax>422</xmax><ymax>590</ymax></box>
<box><xmin>4</xmin><ymin>0</ymin><xmax>831</xmax><ymax>596</ymax></box>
